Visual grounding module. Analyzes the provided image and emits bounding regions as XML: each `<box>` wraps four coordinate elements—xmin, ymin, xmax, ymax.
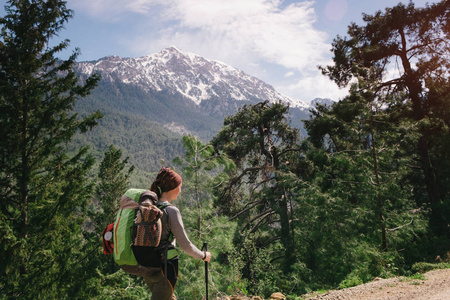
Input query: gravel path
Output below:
<box><xmin>302</xmin><ymin>269</ymin><xmax>450</xmax><ymax>300</ymax></box>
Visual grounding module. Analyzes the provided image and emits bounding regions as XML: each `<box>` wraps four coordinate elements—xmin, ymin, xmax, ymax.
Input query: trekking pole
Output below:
<box><xmin>202</xmin><ymin>242</ymin><xmax>209</xmax><ymax>300</ymax></box>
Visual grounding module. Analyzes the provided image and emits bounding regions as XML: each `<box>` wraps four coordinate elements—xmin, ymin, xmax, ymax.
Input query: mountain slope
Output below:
<box><xmin>76</xmin><ymin>46</ymin><xmax>308</xmax><ymax>108</ymax></box>
<box><xmin>73</xmin><ymin>47</ymin><xmax>316</xmax><ymax>182</ymax></box>
<box><xmin>74</xmin><ymin>47</ymin><xmax>313</xmax><ymax>137</ymax></box>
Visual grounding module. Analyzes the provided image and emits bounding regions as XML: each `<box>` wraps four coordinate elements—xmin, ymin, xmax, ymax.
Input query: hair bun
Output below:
<box><xmin>153</xmin><ymin>167</ymin><xmax>182</xmax><ymax>194</ymax></box>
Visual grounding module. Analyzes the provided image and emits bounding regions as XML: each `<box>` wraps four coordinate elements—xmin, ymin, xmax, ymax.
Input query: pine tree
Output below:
<box><xmin>173</xmin><ymin>134</ymin><xmax>234</xmax><ymax>240</ymax></box>
<box><xmin>0</xmin><ymin>0</ymin><xmax>101</xmax><ymax>297</ymax></box>
<box><xmin>95</xmin><ymin>144</ymin><xmax>134</xmax><ymax>272</ymax></box>
<box><xmin>95</xmin><ymin>144</ymin><xmax>134</xmax><ymax>228</ymax></box>
<box><xmin>212</xmin><ymin>101</ymin><xmax>302</xmax><ymax>273</ymax></box>
<box><xmin>76</xmin><ymin>144</ymin><xmax>135</xmax><ymax>289</ymax></box>
<box><xmin>319</xmin><ymin>0</ymin><xmax>450</xmax><ymax>238</ymax></box>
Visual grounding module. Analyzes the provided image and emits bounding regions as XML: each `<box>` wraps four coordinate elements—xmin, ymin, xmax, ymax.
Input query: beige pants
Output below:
<box><xmin>120</xmin><ymin>265</ymin><xmax>175</xmax><ymax>300</ymax></box>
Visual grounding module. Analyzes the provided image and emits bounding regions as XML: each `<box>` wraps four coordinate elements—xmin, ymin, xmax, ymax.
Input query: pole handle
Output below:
<box><xmin>202</xmin><ymin>242</ymin><xmax>209</xmax><ymax>300</ymax></box>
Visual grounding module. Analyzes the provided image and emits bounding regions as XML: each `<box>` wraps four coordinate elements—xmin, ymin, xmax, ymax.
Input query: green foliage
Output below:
<box><xmin>173</xmin><ymin>134</ymin><xmax>235</xmax><ymax>241</ymax></box>
<box><xmin>212</xmin><ymin>101</ymin><xmax>303</xmax><ymax>274</ymax></box>
<box><xmin>338</xmin><ymin>274</ymin><xmax>363</xmax><ymax>289</ymax></box>
<box><xmin>82</xmin><ymin>145</ymin><xmax>135</xmax><ymax>278</ymax></box>
<box><xmin>94</xmin><ymin>144</ymin><xmax>135</xmax><ymax>226</ymax></box>
<box><xmin>227</xmin><ymin>237</ymin><xmax>275</xmax><ymax>297</ymax></box>
<box><xmin>1</xmin><ymin>1</ymin><xmax>449</xmax><ymax>299</ymax></box>
<box><xmin>411</xmin><ymin>262</ymin><xmax>450</xmax><ymax>273</ymax></box>
<box><xmin>0</xmin><ymin>0</ymin><xmax>101</xmax><ymax>298</ymax></box>
<box><xmin>78</xmin><ymin>269</ymin><xmax>152</xmax><ymax>299</ymax></box>
<box><xmin>406</xmin><ymin>273</ymin><xmax>426</xmax><ymax>281</ymax></box>
<box><xmin>298</xmin><ymin>0</ymin><xmax>449</xmax><ymax>293</ymax></box>
<box><xmin>398</xmin><ymin>272</ymin><xmax>426</xmax><ymax>286</ymax></box>
<box><xmin>173</xmin><ymin>200</ymin><xmax>240</xmax><ymax>299</ymax></box>
<box><xmin>319</xmin><ymin>0</ymin><xmax>450</xmax><ymax>238</ymax></box>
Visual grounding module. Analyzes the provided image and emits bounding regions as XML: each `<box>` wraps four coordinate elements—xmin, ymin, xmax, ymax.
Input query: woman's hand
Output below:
<box><xmin>203</xmin><ymin>251</ymin><xmax>211</xmax><ymax>263</ymax></box>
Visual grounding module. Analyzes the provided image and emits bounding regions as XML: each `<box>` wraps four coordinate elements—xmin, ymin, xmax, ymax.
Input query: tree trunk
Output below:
<box><xmin>398</xmin><ymin>28</ymin><xmax>423</xmax><ymax>119</ymax></box>
<box><xmin>418</xmin><ymin>136</ymin><xmax>445</xmax><ymax>235</ymax></box>
<box><xmin>398</xmin><ymin>28</ymin><xmax>443</xmax><ymax>234</ymax></box>
<box><xmin>21</xmin><ymin>104</ymin><xmax>29</xmax><ymax>240</ymax></box>
<box><xmin>279</xmin><ymin>195</ymin><xmax>295</xmax><ymax>272</ymax></box>
<box><xmin>195</xmin><ymin>158</ymin><xmax>202</xmax><ymax>240</ymax></box>
<box><xmin>370</xmin><ymin>112</ymin><xmax>387</xmax><ymax>251</ymax></box>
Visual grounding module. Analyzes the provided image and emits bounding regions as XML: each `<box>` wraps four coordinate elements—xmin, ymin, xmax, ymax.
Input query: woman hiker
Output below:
<box><xmin>142</xmin><ymin>166</ymin><xmax>211</xmax><ymax>300</ymax></box>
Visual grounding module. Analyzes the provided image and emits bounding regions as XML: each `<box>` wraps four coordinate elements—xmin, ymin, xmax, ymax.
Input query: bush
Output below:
<box><xmin>338</xmin><ymin>273</ymin><xmax>363</xmax><ymax>289</ymax></box>
<box><xmin>411</xmin><ymin>262</ymin><xmax>450</xmax><ymax>273</ymax></box>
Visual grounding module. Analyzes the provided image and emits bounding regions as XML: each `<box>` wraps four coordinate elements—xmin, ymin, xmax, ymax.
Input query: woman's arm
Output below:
<box><xmin>168</xmin><ymin>206</ymin><xmax>210</xmax><ymax>260</ymax></box>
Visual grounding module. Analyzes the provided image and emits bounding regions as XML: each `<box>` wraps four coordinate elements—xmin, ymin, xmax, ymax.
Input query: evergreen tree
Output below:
<box><xmin>303</xmin><ymin>91</ymin><xmax>427</xmax><ymax>284</ymax></box>
<box><xmin>173</xmin><ymin>134</ymin><xmax>234</xmax><ymax>240</ymax></box>
<box><xmin>297</xmin><ymin>1</ymin><xmax>450</xmax><ymax>286</ymax></box>
<box><xmin>0</xmin><ymin>0</ymin><xmax>101</xmax><ymax>297</ymax></box>
<box><xmin>95</xmin><ymin>144</ymin><xmax>135</xmax><ymax>228</ymax></box>
<box><xmin>320</xmin><ymin>0</ymin><xmax>450</xmax><ymax>238</ymax></box>
<box><xmin>212</xmin><ymin>101</ymin><xmax>302</xmax><ymax>274</ymax></box>
<box><xmin>93</xmin><ymin>145</ymin><xmax>134</xmax><ymax>273</ymax></box>
<box><xmin>70</xmin><ymin>145</ymin><xmax>138</xmax><ymax>299</ymax></box>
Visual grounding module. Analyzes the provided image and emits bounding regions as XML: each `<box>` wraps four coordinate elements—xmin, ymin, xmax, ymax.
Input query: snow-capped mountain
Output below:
<box><xmin>310</xmin><ymin>98</ymin><xmax>335</xmax><ymax>107</ymax></box>
<box><xmin>72</xmin><ymin>47</ymin><xmax>331</xmax><ymax>179</ymax></box>
<box><xmin>75</xmin><ymin>46</ymin><xmax>309</xmax><ymax>110</ymax></box>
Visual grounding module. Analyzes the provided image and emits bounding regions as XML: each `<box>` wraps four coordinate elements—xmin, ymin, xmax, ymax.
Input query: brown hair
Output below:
<box><xmin>150</xmin><ymin>167</ymin><xmax>182</xmax><ymax>198</ymax></box>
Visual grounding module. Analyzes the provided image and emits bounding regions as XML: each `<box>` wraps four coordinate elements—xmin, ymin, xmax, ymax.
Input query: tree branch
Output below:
<box><xmin>270</xmin><ymin>255</ymin><xmax>284</xmax><ymax>263</ymax></box>
<box><xmin>246</xmin><ymin>211</ymin><xmax>276</xmax><ymax>235</ymax></box>
<box><xmin>218</xmin><ymin>166</ymin><xmax>263</xmax><ymax>204</ymax></box>
<box><xmin>243</xmin><ymin>209</ymin><xmax>275</xmax><ymax>231</ymax></box>
<box><xmin>262</xmin><ymin>235</ymin><xmax>281</xmax><ymax>248</ymax></box>
<box><xmin>231</xmin><ymin>167</ymin><xmax>263</xmax><ymax>184</ymax></box>
<box><xmin>387</xmin><ymin>218</ymin><xmax>413</xmax><ymax>232</ymax></box>
<box><xmin>229</xmin><ymin>200</ymin><xmax>264</xmax><ymax>221</ymax></box>
<box><xmin>278</xmin><ymin>147</ymin><xmax>303</xmax><ymax>157</ymax></box>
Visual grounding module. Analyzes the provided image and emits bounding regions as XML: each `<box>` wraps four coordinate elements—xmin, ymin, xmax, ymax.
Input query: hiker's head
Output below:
<box><xmin>150</xmin><ymin>167</ymin><xmax>182</xmax><ymax>199</ymax></box>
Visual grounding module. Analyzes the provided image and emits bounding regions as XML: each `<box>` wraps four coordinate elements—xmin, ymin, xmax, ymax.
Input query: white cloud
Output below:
<box><xmin>285</xmin><ymin>71</ymin><xmax>295</xmax><ymax>78</ymax></box>
<box><xmin>69</xmin><ymin>0</ymin><xmax>165</xmax><ymax>18</ymax></box>
<box><xmin>280</xmin><ymin>73</ymin><xmax>349</xmax><ymax>102</ymax></box>
<box><xmin>71</xmin><ymin>0</ymin><xmax>330</xmax><ymax>70</ymax></box>
<box><xmin>162</xmin><ymin>0</ymin><xmax>329</xmax><ymax>71</ymax></box>
<box><xmin>69</xmin><ymin>0</ymin><xmax>340</xmax><ymax>102</ymax></box>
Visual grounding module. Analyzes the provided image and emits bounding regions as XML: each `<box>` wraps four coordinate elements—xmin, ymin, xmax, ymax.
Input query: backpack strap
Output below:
<box><xmin>158</xmin><ymin>203</ymin><xmax>174</xmax><ymax>242</ymax></box>
<box><xmin>158</xmin><ymin>202</ymin><xmax>174</xmax><ymax>278</ymax></box>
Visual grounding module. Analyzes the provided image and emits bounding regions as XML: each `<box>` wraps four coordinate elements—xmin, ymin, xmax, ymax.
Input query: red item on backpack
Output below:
<box><xmin>102</xmin><ymin>223</ymin><xmax>115</xmax><ymax>255</ymax></box>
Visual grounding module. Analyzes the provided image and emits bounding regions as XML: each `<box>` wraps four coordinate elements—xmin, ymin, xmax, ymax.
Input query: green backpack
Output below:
<box><xmin>113</xmin><ymin>188</ymin><xmax>175</xmax><ymax>268</ymax></box>
<box><xmin>113</xmin><ymin>188</ymin><xmax>146</xmax><ymax>266</ymax></box>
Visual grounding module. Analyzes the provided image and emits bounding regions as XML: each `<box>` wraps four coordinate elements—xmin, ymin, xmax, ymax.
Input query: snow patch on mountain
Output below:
<box><xmin>76</xmin><ymin>46</ymin><xmax>310</xmax><ymax>109</ymax></box>
<box><xmin>163</xmin><ymin>122</ymin><xmax>192</xmax><ymax>136</ymax></box>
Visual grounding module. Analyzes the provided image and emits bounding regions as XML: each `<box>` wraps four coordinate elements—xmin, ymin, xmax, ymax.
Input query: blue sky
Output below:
<box><xmin>1</xmin><ymin>0</ymin><xmax>440</xmax><ymax>103</ymax></box>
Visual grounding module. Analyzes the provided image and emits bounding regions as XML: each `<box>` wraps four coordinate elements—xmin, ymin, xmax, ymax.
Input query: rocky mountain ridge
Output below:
<box><xmin>72</xmin><ymin>47</ymin><xmax>334</xmax><ymax>183</ymax></box>
<box><xmin>75</xmin><ymin>46</ymin><xmax>310</xmax><ymax>110</ymax></box>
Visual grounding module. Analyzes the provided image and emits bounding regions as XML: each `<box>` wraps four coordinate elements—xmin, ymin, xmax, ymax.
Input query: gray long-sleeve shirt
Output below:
<box><xmin>157</xmin><ymin>201</ymin><xmax>204</xmax><ymax>260</ymax></box>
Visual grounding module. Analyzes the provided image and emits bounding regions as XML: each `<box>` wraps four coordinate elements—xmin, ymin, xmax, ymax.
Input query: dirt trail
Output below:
<box><xmin>302</xmin><ymin>269</ymin><xmax>450</xmax><ymax>300</ymax></box>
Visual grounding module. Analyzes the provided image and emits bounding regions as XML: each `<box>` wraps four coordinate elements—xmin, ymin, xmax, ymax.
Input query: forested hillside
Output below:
<box><xmin>1</xmin><ymin>1</ymin><xmax>449</xmax><ymax>300</ymax></box>
<box><xmin>70</xmin><ymin>51</ymin><xmax>311</xmax><ymax>184</ymax></box>
<box><xmin>71</xmin><ymin>90</ymin><xmax>187</xmax><ymax>185</ymax></box>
